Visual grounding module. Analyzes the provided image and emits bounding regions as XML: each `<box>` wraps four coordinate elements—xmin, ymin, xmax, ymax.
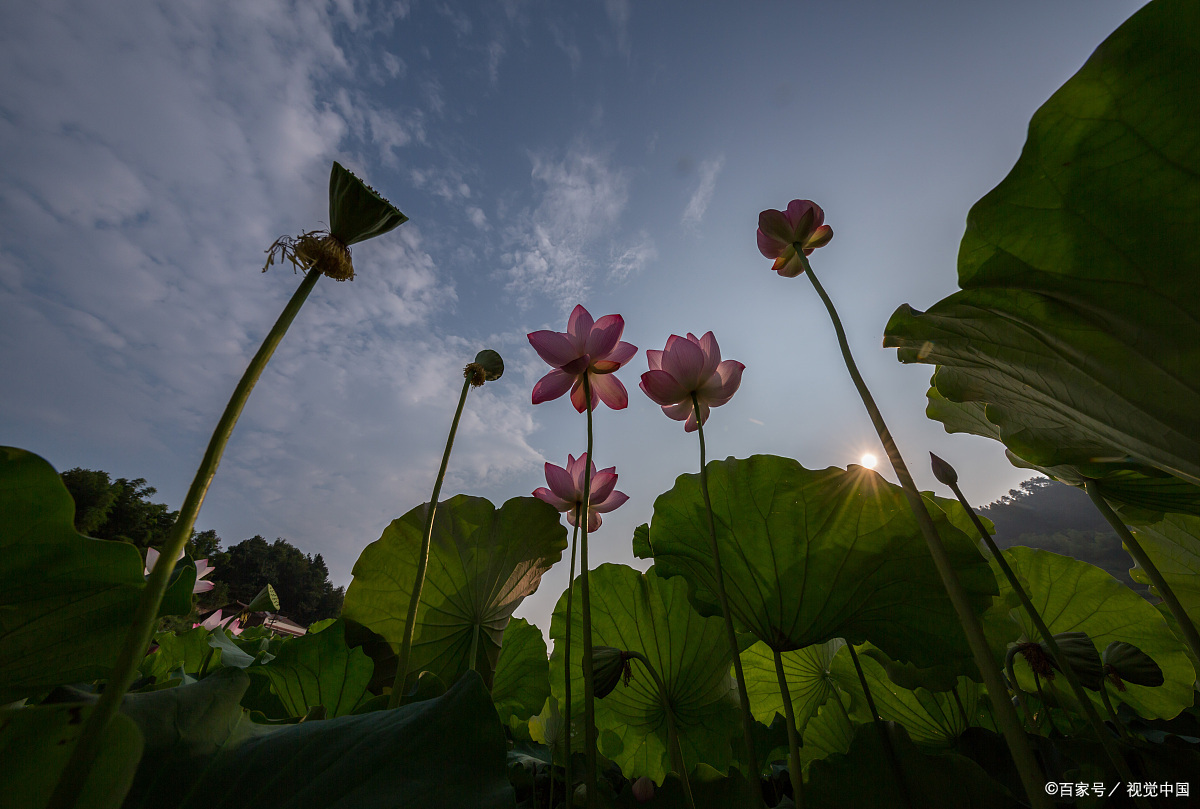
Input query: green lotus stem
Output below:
<box><xmin>798</xmin><ymin>251</ymin><xmax>1050</xmax><ymax>809</ymax></box>
<box><xmin>390</xmin><ymin>375</ymin><xmax>473</xmax><ymax>708</ymax></box>
<box><xmin>1004</xmin><ymin>645</ymin><xmax>1036</xmax><ymax>732</ymax></box>
<box><xmin>468</xmin><ymin>623</ymin><xmax>481</xmax><ymax>673</ymax></box>
<box><xmin>1032</xmin><ymin>673</ymin><xmax>1057</xmax><ymax>734</ymax></box>
<box><xmin>1085</xmin><ymin>481</ymin><xmax>1200</xmax><ymax>665</ymax></box>
<box><xmin>197</xmin><ymin>646</ymin><xmax>216</xmax><ymax>679</ymax></box>
<box><xmin>951</xmin><ymin>684</ymin><xmax>969</xmax><ymax>729</ymax></box>
<box><xmin>1098</xmin><ymin>683</ymin><xmax>1131</xmax><ymax>741</ymax></box>
<box><xmin>563</xmin><ymin>508</ymin><xmax>580</xmax><ymax>799</ymax></box>
<box><xmin>629</xmin><ymin>652</ymin><xmax>695</xmax><ymax>809</ymax></box>
<box><xmin>691</xmin><ymin>391</ymin><xmax>765</xmax><ymax>806</ymax></box>
<box><xmin>832</xmin><ymin>684</ymin><xmax>853</xmax><ymax>729</ymax></box>
<box><xmin>548</xmin><ymin>750</ymin><xmax>557</xmax><ymax>809</ymax></box>
<box><xmin>946</xmin><ymin>473</ymin><xmax>1143</xmax><ymax>793</ymax></box>
<box><xmin>48</xmin><ymin>267</ymin><xmax>323</xmax><ymax>809</ymax></box>
<box><xmin>772</xmin><ymin>648</ymin><xmax>805</xmax><ymax>809</ymax></box>
<box><xmin>847</xmin><ymin>643</ymin><xmax>913</xmax><ymax>809</ymax></box>
<box><xmin>580</xmin><ymin>374</ymin><xmax>597</xmax><ymax>809</ymax></box>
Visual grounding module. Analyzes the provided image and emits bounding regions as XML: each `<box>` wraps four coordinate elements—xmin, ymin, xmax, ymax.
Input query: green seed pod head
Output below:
<box><xmin>328</xmin><ymin>161</ymin><xmax>408</xmax><ymax>247</ymax></box>
<box><xmin>1043</xmin><ymin>631</ymin><xmax>1104</xmax><ymax>690</ymax></box>
<box><xmin>1103</xmin><ymin>641</ymin><xmax>1164</xmax><ymax>691</ymax></box>
<box><xmin>244</xmin><ymin>583</ymin><xmax>280</xmax><ymax>614</ymax></box>
<box><xmin>464</xmin><ymin>349</ymin><xmax>504</xmax><ymax>387</ymax></box>
<box><xmin>592</xmin><ymin>646</ymin><xmax>633</xmax><ymax>698</ymax></box>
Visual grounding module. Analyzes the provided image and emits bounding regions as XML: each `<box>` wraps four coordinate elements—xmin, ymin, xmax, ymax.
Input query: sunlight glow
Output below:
<box><xmin>860</xmin><ymin>453</ymin><xmax>878</xmax><ymax>469</ymax></box>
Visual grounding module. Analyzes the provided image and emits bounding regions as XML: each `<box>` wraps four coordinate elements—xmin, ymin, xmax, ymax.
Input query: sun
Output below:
<box><xmin>859</xmin><ymin>453</ymin><xmax>878</xmax><ymax>470</ymax></box>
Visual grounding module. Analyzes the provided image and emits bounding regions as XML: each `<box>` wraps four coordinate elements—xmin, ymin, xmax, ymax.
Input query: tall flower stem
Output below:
<box><xmin>389</xmin><ymin>375</ymin><xmax>473</xmax><ymax>708</ymax></box>
<box><xmin>846</xmin><ymin>644</ymin><xmax>913</xmax><ymax>809</ymax></box>
<box><xmin>772</xmin><ymin>649</ymin><xmax>805</xmax><ymax>809</ymax></box>
<box><xmin>1098</xmin><ymin>683</ymin><xmax>1132</xmax><ymax>741</ymax></box>
<box><xmin>1085</xmin><ymin>482</ymin><xmax>1200</xmax><ymax>665</ymax></box>
<box><xmin>580</xmin><ymin>375</ymin><xmax>597</xmax><ymax>809</ymax></box>
<box><xmin>629</xmin><ymin>652</ymin><xmax>695</xmax><ymax>809</ymax></box>
<box><xmin>564</xmin><ymin>508</ymin><xmax>581</xmax><ymax>797</ymax></box>
<box><xmin>691</xmin><ymin>392</ymin><xmax>765</xmax><ymax>806</ymax></box>
<box><xmin>945</xmin><ymin>472</ymin><xmax>1144</xmax><ymax>800</ymax></box>
<box><xmin>797</xmin><ymin>251</ymin><xmax>1051</xmax><ymax>809</ymax></box>
<box><xmin>49</xmin><ymin>268</ymin><xmax>323</xmax><ymax>809</ymax></box>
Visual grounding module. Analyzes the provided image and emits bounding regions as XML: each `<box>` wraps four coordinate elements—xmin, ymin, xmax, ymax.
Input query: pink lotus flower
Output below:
<box><xmin>145</xmin><ymin>547</ymin><xmax>215</xmax><ymax>594</ymax></box>
<box><xmin>756</xmin><ymin>199</ymin><xmax>833</xmax><ymax>277</ymax></box>
<box><xmin>528</xmin><ymin>305</ymin><xmax>637</xmax><ymax>412</ymax></box>
<box><xmin>639</xmin><ymin>332</ymin><xmax>744</xmax><ymax>432</ymax></box>
<box><xmin>193</xmin><ymin>608</ymin><xmax>243</xmax><ymax>636</ymax></box>
<box><xmin>533</xmin><ymin>453</ymin><xmax>629</xmax><ymax>532</ymax></box>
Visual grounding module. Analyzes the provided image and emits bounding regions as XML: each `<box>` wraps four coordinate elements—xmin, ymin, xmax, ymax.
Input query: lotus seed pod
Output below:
<box><xmin>1103</xmin><ymin>641</ymin><xmax>1163</xmax><ymax>691</ymax></box>
<box><xmin>244</xmin><ymin>583</ymin><xmax>280</xmax><ymax>614</ymax></box>
<box><xmin>592</xmin><ymin>646</ymin><xmax>633</xmax><ymax>698</ymax></box>
<box><xmin>474</xmin><ymin>349</ymin><xmax>504</xmax><ymax>381</ymax></box>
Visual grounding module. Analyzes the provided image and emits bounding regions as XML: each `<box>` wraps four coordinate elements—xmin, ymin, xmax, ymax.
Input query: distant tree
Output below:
<box><xmin>61</xmin><ymin>468</ymin><xmax>117</xmax><ymax>534</ymax></box>
<box><xmin>215</xmin><ymin>535</ymin><xmax>344</xmax><ymax>626</ymax></box>
<box><xmin>977</xmin><ymin>477</ymin><xmax>1148</xmax><ymax>597</ymax></box>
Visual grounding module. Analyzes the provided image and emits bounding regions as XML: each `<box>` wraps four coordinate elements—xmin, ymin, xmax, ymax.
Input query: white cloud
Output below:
<box><xmin>467</xmin><ymin>206</ymin><xmax>489</xmax><ymax>229</ymax></box>
<box><xmin>501</xmin><ymin>145</ymin><xmax>631</xmax><ymax>310</ymax></box>
<box><xmin>681</xmin><ymin>156</ymin><xmax>725</xmax><ymax>228</ymax></box>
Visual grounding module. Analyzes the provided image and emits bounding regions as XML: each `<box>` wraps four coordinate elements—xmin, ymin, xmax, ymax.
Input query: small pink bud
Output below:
<box><xmin>632</xmin><ymin>776</ymin><xmax>655</xmax><ymax>802</ymax></box>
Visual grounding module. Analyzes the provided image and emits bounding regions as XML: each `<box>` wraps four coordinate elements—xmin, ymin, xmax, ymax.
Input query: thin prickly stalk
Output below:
<box><xmin>563</xmin><ymin>508</ymin><xmax>580</xmax><ymax>797</ymax></box>
<box><xmin>580</xmin><ymin>375</ymin><xmax>597</xmax><ymax>809</ymax></box>
<box><xmin>1098</xmin><ymin>683</ymin><xmax>1131</xmax><ymax>741</ymax></box>
<box><xmin>798</xmin><ymin>250</ymin><xmax>1050</xmax><ymax>809</ymax></box>
<box><xmin>772</xmin><ymin>649</ymin><xmax>805</xmax><ymax>808</ymax></box>
<box><xmin>48</xmin><ymin>266</ymin><xmax>323</xmax><ymax>809</ymax></box>
<box><xmin>847</xmin><ymin>643</ymin><xmax>914</xmax><ymax>809</ymax></box>
<box><xmin>937</xmin><ymin>459</ymin><xmax>1144</xmax><ymax>798</ymax></box>
<box><xmin>691</xmin><ymin>392</ymin><xmax>765</xmax><ymax>806</ymax></box>
<box><xmin>390</xmin><ymin>375</ymin><xmax>473</xmax><ymax>708</ymax></box>
<box><xmin>951</xmin><ymin>683</ymin><xmax>969</xmax><ymax>728</ymax></box>
<box><xmin>629</xmin><ymin>652</ymin><xmax>695</xmax><ymax>809</ymax></box>
<box><xmin>1006</xmin><ymin>645</ymin><xmax>1036</xmax><ymax>732</ymax></box>
<box><xmin>1085</xmin><ymin>481</ymin><xmax>1200</xmax><ymax>665</ymax></box>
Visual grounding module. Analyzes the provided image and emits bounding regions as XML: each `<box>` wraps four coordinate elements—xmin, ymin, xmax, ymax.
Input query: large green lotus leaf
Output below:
<box><xmin>492</xmin><ymin>617</ymin><xmax>550</xmax><ymax>730</ymax></box>
<box><xmin>549</xmin><ymin>564</ymin><xmax>740</xmax><ymax>783</ymax></box>
<box><xmin>120</xmin><ymin>668</ymin><xmax>513</xmax><ymax>809</ymax></box>
<box><xmin>990</xmin><ymin>547</ymin><xmax>1194</xmax><ymax>720</ymax></box>
<box><xmin>829</xmin><ymin>645</ymin><xmax>979</xmax><ymax>748</ymax></box>
<box><xmin>740</xmin><ymin>638</ymin><xmax>843</xmax><ymax>734</ymax></box>
<box><xmin>1130</xmin><ymin>514</ymin><xmax>1200</xmax><ymax>627</ymax></box>
<box><xmin>884</xmin><ymin>0</ymin><xmax>1200</xmax><ymax>490</ymax></box>
<box><xmin>806</xmin><ymin>722</ymin><xmax>1022</xmax><ymax>809</ymax></box>
<box><xmin>250</xmin><ymin>618</ymin><xmax>372</xmax><ymax>718</ymax></box>
<box><xmin>341</xmin><ymin>495</ymin><xmax>566</xmax><ymax>690</ymax></box>
<box><xmin>926</xmin><ymin>387</ymin><xmax>1200</xmax><ymax>521</ymax></box>
<box><xmin>644</xmin><ymin>456</ymin><xmax>995</xmax><ymax>668</ymax></box>
<box><xmin>0</xmin><ymin>447</ymin><xmax>195</xmax><ymax>702</ymax></box>
<box><xmin>0</xmin><ymin>704</ymin><xmax>143</xmax><ymax>809</ymax></box>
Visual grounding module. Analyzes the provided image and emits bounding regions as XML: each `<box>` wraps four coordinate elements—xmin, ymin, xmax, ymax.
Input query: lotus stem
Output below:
<box><xmin>629</xmin><ymin>652</ymin><xmax>695</xmax><ymax>809</ymax></box>
<box><xmin>48</xmin><ymin>266</ymin><xmax>323</xmax><ymax>809</ymax></box>
<box><xmin>390</xmin><ymin>375</ymin><xmax>474</xmax><ymax>708</ymax></box>
<box><xmin>691</xmin><ymin>392</ymin><xmax>765</xmax><ymax>806</ymax></box>
<box><xmin>847</xmin><ymin>643</ymin><xmax>913</xmax><ymax>809</ymax></box>
<box><xmin>951</xmin><ymin>684</ymin><xmax>969</xmax><ymax>729</ymax></box>
<box><xmin>944</xmin><ymin>469</ymin><xmax>1143</xmax><ymax>797</ymax></box>
<box><xmin>564</xmin><ymin>508</ymin><xmax>580</xmax><ymax>797</ymax></box>
<box><xmin>772</xmin><ymin>648</ymin><xmax>805</xmax><ymax>808</ymax></box>
<box><xmin>1005</xmin><ymin>645</ymin><xmax>1035</xmax><ymax>732</ymax></box>
<box><xmin>580</xmin><ymin>374</ymin><xmax>597</xmax><ymax>809</ymax></box>
<box><xmin>1098</xmin><ymin>683</ymin><xmax>1131</xmax><ymax>741</ymax></box>
<box><xmin>1085</xmin><ymin>482</ymin><xmax>1200</xmax><ymax>665</ymax></box>
<box><xmin>798</xmin><ymin>251</ymin><xmax>1050</xmax><ymax>809</ymax></box>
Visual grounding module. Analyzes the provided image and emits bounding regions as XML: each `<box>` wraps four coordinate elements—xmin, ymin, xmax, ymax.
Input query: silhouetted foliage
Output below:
<box><xmin>977</xmin><ymin>477</ymin><xmax>1148</xmax><ymax>596</ymax></box>
<box><xmin>212</xmin><ymin>535</ymin><xmax>344</xmax><ymax>625</ymax></box>
<box><xmin>60</xmin><ymin>467</ymin><xmax>343</xmax><ymax>622</ymax></box>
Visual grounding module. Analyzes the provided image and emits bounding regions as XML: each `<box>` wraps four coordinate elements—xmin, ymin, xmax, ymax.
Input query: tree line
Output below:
<box><xmin>60</xmin><ymin>468</ymin><xmax>344</xmax><ymax>625</ymax></box>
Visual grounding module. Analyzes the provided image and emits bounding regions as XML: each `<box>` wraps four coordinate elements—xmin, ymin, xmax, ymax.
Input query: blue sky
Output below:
<box><xmin>0</xmin><ymin>0</ymin><xmax>1146</xmax><ymax>631</ymax></box>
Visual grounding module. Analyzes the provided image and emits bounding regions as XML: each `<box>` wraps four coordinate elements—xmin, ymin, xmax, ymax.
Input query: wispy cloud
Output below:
<box><xmin>681</xmin><ymin>156</ymin><xmax>725</xmax><ymax>228</ymax></box>
<box><xmin>603</xmin><ymin>0</ymin><xmax>632</xmax><ymax>58</ymax></box>
<box><xmin>502</xmin><ymin>144</ymin><xmax>630</xmax><ymax>310</ymax></box>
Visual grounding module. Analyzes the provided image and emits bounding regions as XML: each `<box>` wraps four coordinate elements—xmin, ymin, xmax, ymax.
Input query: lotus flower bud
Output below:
<box><xmin>592</xmin><ymin>646</ymin><xmax>634</xmax><ymax>698</ymax></box>
<box><xmin>632</xmin><ymin>776</ymin><xmax>655</xmax><ymax>802</ymax></box>
<box><xmin>929</xmin><ymin>452</ymin><xmax>958</xmax><ymax>486</ymax></box>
